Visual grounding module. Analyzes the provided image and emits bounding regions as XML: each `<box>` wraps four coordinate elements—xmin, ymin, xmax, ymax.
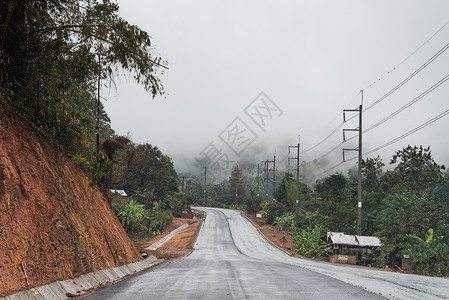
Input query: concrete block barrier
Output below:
<box><xmin>6</xmin><ymin>289</ymin><xmax>45</xmax><ymax>300</ymax></box>
<box><xmin>1</xmin><ymin>256</ymin><xmax>164</xmax><ymax>300</ymax></box>
<box><xmin>117</xmin><ymin>265</ymin><xmax>132</xmax><ymax>276</ymax></box>
<box><xmin>35</xmin><ymin>285</ymin><xmax>63</xmax><ymax>300</ymax></box>
<box><xmin>45</xmin><ymin>282</ymin><xmax>67</xmax><ymax>300</ymax></box>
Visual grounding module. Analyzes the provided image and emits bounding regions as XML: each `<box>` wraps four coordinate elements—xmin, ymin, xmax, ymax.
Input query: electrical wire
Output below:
<box><xmin>300</xmin><ymin>122</ymin><xmax>345</xmax><ymax>154</ymax></box>
<box><xmin>363</xmin><ymin>108</ymin><xmax>449</xmax><ymax>156</ymax></box>
<box><xmin>317</xmin><ymin>107</ymin><xmax>449</xmax><ymax>176</ymax></box>
<box><xmin>362</xmin><ymin>19</ymin><xmax>449</xmax><ymax>91</ymax></box>
<box><xmin>342</xmin><ymin>41</ymin><xmax>449</xmax><ymax>126</ymax></box>
<box><xmin>363</xmin><ymin>73</ymin><xmax>449</xmax><ymax>134</ymax></box>
<box><xmin>364</xmin><ymin>41</ymin><xmax>449</xmax><ymax>112</ymax></box>
<box><xmin>302</xmin><ymin>26</ymin><xmax>449</xmax><ymax>155</ymax></box>
<box><xmin>309</xmin><ymin>55</ymin><xmax>449</xmax><ymax>161</ymax></box>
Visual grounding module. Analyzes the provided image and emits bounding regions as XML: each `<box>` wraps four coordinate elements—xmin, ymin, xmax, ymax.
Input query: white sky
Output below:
<box><xmin>105</xmin><ymin>0</ymin><xmax>449</xmax><ymax>179</ymax></box>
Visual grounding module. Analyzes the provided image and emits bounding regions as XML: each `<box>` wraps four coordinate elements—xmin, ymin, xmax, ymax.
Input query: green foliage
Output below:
<box><xmin>228</xmin><ymin>166</ymin><xmax>245</xmax><ymax>206</ymax></box>
<box><xmin>112</xmin><ymin>197</ymin><xmax>173</xmax><ymax>236</ymax></box>
<box><xmin>259</xmin><ymin>145</ymin><xmax>449</xmax><ymax>275</ymax></box>
<box><xmin>260</xmin><ymin>199</ymin><xmax>288</xmax><ymax>224</ymax></box>
<box><xmin>112</xmin><ymin>143</ymin><xmax>179</xmax><ymax>200</ymax></box>
<box><xmin>168</xmin><ymin>192</ymin><xmax>190</xmax><ymax>217</ymax></box>
<box><xmin>244</xmin><ymin>190</ymin><xmax>262</xmax><ymax>213</ymax></box>
<box><xmin>389</xmin><ymin>145</ymin><xmax>445</xmax><ymax>194</ymax></box>
<box><xmin>393</xmin><ymin>229</ymin><xmax>449</xmax><ymax>277</ymax></box>
<box><xmin>375</xmin><ymin>190</ymin><xmax>449</xmax><ymax>274</ymax></box>
<box><xmin>273</xmin><ymin>212</ymin><xmax>296</xmax><ymax>232</ymax></box>
<box><xmin>118</xmin><ymin>199</ymin><xmax>147</xmax><ymax>232</ymax></box>
<box><xmin>0</xmin><ymin>0</ymin><xmax>166</xmax><ymax>180</ymax></box>
<box><xmin>292</xmin><ymin>224</ymin><xmax>327</xmax><ymax>258</ymax></box>
<box><xmin>315</xmin><ymin>173</ymin><xmax>356</xmax><ymax>234</ymax></box>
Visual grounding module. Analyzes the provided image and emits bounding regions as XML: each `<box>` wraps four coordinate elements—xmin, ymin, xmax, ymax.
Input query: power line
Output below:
<box><xmin>362</xmin><ymin>19</ymin><xmax>449</xmax><ymax>91</ymax></box>
<box><xmin>364</xmin><ymin>108</ymin><xmax>449</xmax><ymax>156</ymax></box>
<box><xmin>363</xmin><ymin>73</ymin><xmax>449</xmax><ymax>133</ymax></box>
<box><xmin>364</xmin><ymin>41</ymin><xmax>449</xmax><ymax>112</ymax></box>
<box><xmin>303</xmin><ymin>29</ymin><xmax>449</xmax><ymax>154</ymax></box>
<box><xmin>318</xmin><ymin>161</ymin><xmax>347</xmax><ymax>176</ymax></box>
<box><xmin>301</xmin><ymin>121</ymin><xmax>345</xmax><ymax>154</ymax></box>
<box><xmin>318</xmin><ymin>107</ymin><xmax>449</xmax><ymax>176</ymax></box>
<box><xmin>312</xmin><ymin>60</ymin><xmax>449</xmax><ymax>160</ymax></box>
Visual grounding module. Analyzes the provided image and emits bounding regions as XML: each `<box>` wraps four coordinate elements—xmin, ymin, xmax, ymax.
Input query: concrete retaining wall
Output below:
<box><xmin>2</xmin><ymin>255</ymin><xmax>163</xmax><ymax>300</ymax></box>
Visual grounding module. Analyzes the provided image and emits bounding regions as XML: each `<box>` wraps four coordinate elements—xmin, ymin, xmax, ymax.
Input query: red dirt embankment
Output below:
<box><xmin>0</xmin><ymin>113</ymin><xmax>141</xmax><ymax>296</ymax></box>
<box><xmin>134</xmin><ymin>210</ymin><xmax>204</xmax><ymax>260</ymax></box>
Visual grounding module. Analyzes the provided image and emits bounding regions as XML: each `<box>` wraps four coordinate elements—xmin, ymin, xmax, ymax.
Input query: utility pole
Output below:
<box><xmin>235</xmin><ymin>165</ymin><xmax>239</xmax><ymax>206</ymax></box>
<box><xmin>273</xmin><ymin>155</ymin><xmax>276</xmax><ymax>198</ymax></box>
<box><xmin>203</xmin><ymin>167</ymin><xmax>207</xmax><ymax>205</ymax></box>
<box><xmin>179</xmin><ymin>176</ymin><xmax>188</xmax><ymax>192</ymax></box>
<box><xmin>288</xmin><ymin>137</ymin><xmax>300</xmax><ymax>227</ymax></box>
<box><xmin>264</xmin><ymin>160</ymin><xmax>269</xmax><ymax>200</ymax></box>
<box><xmin>96</xmin><ymin>52</ymin><xmax>101</xmax><ymax>162</ymax></box>
<box><xmin>257</xmin><ymin>163</ymin><xmax>260</xmax><ymax>197</ymax></box>
<box><xmin>265</xmin><ymin>157</ymin><xmax>275</xmax><ymax>199</ymax></box>
<box><xmin>342</xmin><ymin>91</ymin><xmax>363</xmax><ymax>236</ymax></box>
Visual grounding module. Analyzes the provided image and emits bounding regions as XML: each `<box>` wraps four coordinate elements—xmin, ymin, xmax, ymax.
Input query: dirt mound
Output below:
<box><xmin>0</xmin><ymin>113</ymin><xmax>141</xmax><ymax>296</ymax></box>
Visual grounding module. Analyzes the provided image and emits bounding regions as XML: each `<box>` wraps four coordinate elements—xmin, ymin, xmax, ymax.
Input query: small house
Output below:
<box><xmin>326</xmin><ymin>232</ymin><xmax>381</xmax><ymax>265</ymax></box>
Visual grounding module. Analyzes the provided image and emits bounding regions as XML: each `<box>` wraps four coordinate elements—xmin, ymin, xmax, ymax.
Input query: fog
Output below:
<box><xmin>104</xmin><ymin>0</ymin><xmax>449</xmax><ymax>183</ymax></box>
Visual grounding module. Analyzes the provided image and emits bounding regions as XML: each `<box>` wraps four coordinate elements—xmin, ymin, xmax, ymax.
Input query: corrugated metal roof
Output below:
<box><xmin>355</xmin><ymin>235</ymin><xmax>381</xmax><ymax>247</ymax></box>
<box><xmin>110</xmin><ymin>189</ymin><xmax>127</xmax><ymax>196</ymax></box>
<box><xmin>327</xmin><ymin>232</ymin><xmax>381</xmax><ymax>248</ymax></box>
<box><xmin>328</xmin><ymin>232</ymin><xmax>359</xmax><ymax>246</ymax></box>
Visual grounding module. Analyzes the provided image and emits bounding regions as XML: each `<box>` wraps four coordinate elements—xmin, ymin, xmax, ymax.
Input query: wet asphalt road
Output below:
<box><xmin>85</xmin><ymin>207</ymin><xmax>385</xmax><ymax>299</ymax></box>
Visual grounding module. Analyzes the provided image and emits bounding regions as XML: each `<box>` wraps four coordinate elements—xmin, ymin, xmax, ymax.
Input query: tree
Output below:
<box><xmin>244</xmin><ymin>190</ymin><xmax>262</xmax><ymax>213</ymax></box>
<box><xmin>315</xmin><ymin>173</ymin><xmax>356</xmax><ymax>234</ymax></box>
<box><xmin>361</xmin><ymin>156</ymin><xmax>385</xmax><ymax>235</ymax></box>
<box><xmin>113</xmin><ymin>143</ymin><xmax>178</xmax><ymax>202</ymax></box>
<box><xmin>228</xmin><ymin>166</ymin><xmax>245</xmax><ymax>206</ymax></box>
<box><xmin>389</xmin><ymin>145</ymin><xmax>445</xmax><ymax>194</ymax></box>
<box><xmin>361</xmin><ymin>156</ymin><xmax>385</xmax><ymax>190</ymax></box>
<box><xmin>100</xmin><ymin>135</ymin><xmax>130</xmax><ymax>191</ymax></box>
<box><xmin>274</xmin><ymin>172</ymin><xmax>317</xmax><ymax>213</ymax></box>
<box><xmin>274</xmin><ymin>172</ymin><xmax>294</xmax><ymax>209</ymax></box>
<box><xmin>0</xmin><ymin>0</ymin><xmax>166</xmax><ymax>178</ymax></box>
<box><xmin>376</xmin><ymin>192</ymin><xmax>443</xmax><ymax>268</ymax></box>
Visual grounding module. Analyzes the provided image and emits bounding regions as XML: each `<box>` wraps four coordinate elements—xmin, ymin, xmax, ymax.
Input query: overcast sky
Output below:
<box><xmin>105</xmin><ymin>0</ymin><xmax>449</xmax><ymax>181</ymax></box>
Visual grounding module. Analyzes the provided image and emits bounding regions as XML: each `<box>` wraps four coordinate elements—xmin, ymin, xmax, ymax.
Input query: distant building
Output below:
<box><xmin>326</xmin><ymin>232</ymin><xmax>381</xmax><ymax>265</ymax></box>
<box><xmin>110</xmin><ymin>189</ymin><xmax>127</xmax><ymax>197</ymax></box>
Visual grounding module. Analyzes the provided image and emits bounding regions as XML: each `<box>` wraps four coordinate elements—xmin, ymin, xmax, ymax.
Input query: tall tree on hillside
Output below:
<box><xmin>389</xmin><ymin>145</ymin><xmax>445</xmax><ymax>194</ymax></box>
<box><xmin>0</xmin><ymin>0</ymin><xmax>166</xmax><ymax>175</ymax></box>
<box><xmin>361</xmin><ymin>156</ymin><xmax>386</xmax><ymax>235</ymax></box>
<box><xmin>315</xmin><ymin>173</ymin><xmax>356</xmax><ymax>234</ymax></box>
<box><xmin>228</xmin><ymin>166</ymin><xmax>245</xmax><ymax>206</ymax></box>
<box><xmin>113</xmin><ymin>143</ymin><xmax>178</xmax><ymax>203</ymax></box>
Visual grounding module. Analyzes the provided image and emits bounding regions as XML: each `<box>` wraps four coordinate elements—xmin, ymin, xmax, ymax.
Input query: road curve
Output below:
<box><xmin>85</xmin><ymin>207</ymin><xmax>386</xmax><ymax>299</ymax></box>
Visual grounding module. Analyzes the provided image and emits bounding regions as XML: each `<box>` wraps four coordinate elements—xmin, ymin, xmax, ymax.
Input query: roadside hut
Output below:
<box><xmin>326</xmin><ymin>232</ymin><xmax>381</xmax><ymax>265</ymax></box>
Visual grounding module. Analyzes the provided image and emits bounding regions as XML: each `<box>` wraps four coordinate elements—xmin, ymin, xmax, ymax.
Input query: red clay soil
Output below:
<box><xmin>0</xmin><ymin>112</ymin><xmax>141</xmax><ymax>296</ymax></box>
<box><xmin>134</xmin><ymin>210</ymin><xmax>204</xmax><ymax>260</ymax></box>
<box><xmin>244</xmin><ymin>212</ymin><xmax>306</xmax><ymax>258</ymax></box>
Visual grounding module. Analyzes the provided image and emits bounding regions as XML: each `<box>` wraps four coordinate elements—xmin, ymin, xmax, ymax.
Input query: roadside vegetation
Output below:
<box><xmin>0</xmin><ymin>1</ymin><xmax>197</xmax><ymax>242</ymax></box>
<box><xmin>204</xmin><ymin>145</ymin><xmax>449</xmax><ymax>277</ymax></box>
<box><xmin>0</xmin><ymin>0</ymin><xmax>166</xmax><ymax>184</ymax></box>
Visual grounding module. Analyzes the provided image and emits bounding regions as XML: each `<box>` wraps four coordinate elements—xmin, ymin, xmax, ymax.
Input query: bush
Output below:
<box><xmin>408</xmin><ymin>229</ymin><xmax>449</xmax><ymax>277</ymax></box>
<box><xmin>260</xmin><ymin>200</ymin><xmax>288</xmax><ymax>224</ymax></box>
<box><xmin>273</xmin><ymin>212</ymin><xmax>296</xmax><ymax>232</ymax></box>
<box><xmin>244</xmin><ymin>190</ymin><xmax>262</xmax><ymax>213</ymax></box>
<box><xmin>112</xmin><ymin>198</ymin><xmax>173</xmax><ymax>236</ymax></box>
<box><xmin>292</xmin><ymin>224</ymin><xmax>327</xmax><ymax>258</ymax></box>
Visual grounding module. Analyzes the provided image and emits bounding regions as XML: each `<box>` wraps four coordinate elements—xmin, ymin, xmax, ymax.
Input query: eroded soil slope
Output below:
<box><xmin>0</xmin><ymin>113</ymin><xmax>141</xmax><ymax>296</ymax></box>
